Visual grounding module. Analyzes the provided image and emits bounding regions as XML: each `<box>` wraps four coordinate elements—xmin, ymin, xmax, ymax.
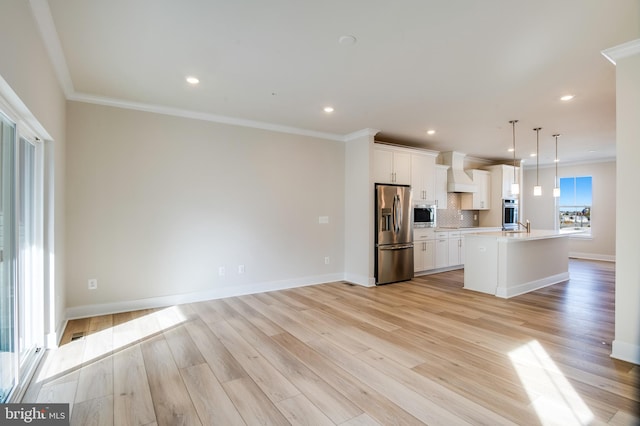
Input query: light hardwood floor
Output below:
<box><xmin>23</xmin><ymin>259</ymin><xmax>639</xmax><ymax>425</ymax></box>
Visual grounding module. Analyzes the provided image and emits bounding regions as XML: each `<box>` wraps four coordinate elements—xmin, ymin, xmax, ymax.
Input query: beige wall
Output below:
<box><xmin>522</xmin><ymin>161</ymin><xmax>616</xmax><ymax>260</ymax></box>
<box><xmin>0</xmin><ymin>0</ymin><xmax>67</xmax><ymax>345</ymax></box>
<box><xmin>65</xmin><ymin>102</ymin><xmax>345</xmax><ymax>313</ymax></box>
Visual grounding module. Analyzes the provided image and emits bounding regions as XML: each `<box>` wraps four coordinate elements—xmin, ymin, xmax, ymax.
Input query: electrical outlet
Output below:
<box><xmin>218</xmin><ymin>267</ymin><xmax>225</xmax><ymax>276</ymax></box>
<box><xmin>460</xmin><ymin>214</ymin><xmax>464</xmax><ymax>221</ymax></box>
<box><xmin>474</xmin><ymin>214</ymin><xmax>478</xmax><ymax>220</ymax></box>
<box><xmin>324</xmin><ymin>257</ymin><xmax>330</xmax><ymax>265</ymax></box>
<box><xmin>238</xmin><ymin>265</ymin><xmax>245</xmax><ymax>274</ymax></box>
<box><xmin>88</xmin><ymin>279</ymin><xmax>97</xmax><ymax>290</ymax></box>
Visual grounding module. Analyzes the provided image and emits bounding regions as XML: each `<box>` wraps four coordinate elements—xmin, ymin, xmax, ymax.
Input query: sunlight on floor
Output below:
<box><xmin>35</xmin><ymin>305</ymin><xmax>188</xmax><ymax>383</ymax></box>
<box><xmin>509</xmin><ymin>340</ymin><xmax>594</xmax><ymax>425</ymax></box>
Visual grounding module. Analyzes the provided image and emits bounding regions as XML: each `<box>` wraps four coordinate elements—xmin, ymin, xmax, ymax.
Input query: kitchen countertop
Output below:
<box><xmin>434</xmin><ymin>226</ymin><xmax>502</xmax><ymax>232</ymax></box>
<box><xmin>465</xmin><ymin>229</ymin><xmax>584</xmax><ymax>241</ymax></box>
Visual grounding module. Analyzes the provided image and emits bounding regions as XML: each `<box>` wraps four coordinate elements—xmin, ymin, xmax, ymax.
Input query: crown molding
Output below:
<box><xmin>601</xmin><ymin>38</ymin><xmax>640</xmax><ymax>65</ymax></box>
<box><xmin>29</xmin><ymin>0</ymin><xmax>74</xmax><ymax>97</ymax></box>
<box><xmin>70</xmin><ymin>92</ymin><xmax>346</xmax><ymax>141</ymax></box>
<box><xmin>343</xmin><ymin>128</ymin><xmax>380</xmax><ymax>141</ymax></box>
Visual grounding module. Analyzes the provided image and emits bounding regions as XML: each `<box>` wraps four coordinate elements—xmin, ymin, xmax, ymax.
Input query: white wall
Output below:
<box><xmin>611</xmin><ymin>43</ymin><xmax>640</xmax><ymax>364</ymax></box>
<box><xmin>344</xmin><ymin>131</ymin><xmax>376</xmax><ymax>286</ymax></box>
<box><xmin>65</xmin><ymin>102</ymin><xmax>345</xmax><ymax>315</ymax></box>
<box><xmin>522</xmin><ymin>161</ymin><xmax>616</xmax><ymax>261</ymax></box>
<box><xmin>0</xmin><ymin>0</ymin><xmax>67</xmax><ymax>346</ymax></box>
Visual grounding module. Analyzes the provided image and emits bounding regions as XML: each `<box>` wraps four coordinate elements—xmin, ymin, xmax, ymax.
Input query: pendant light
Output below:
<box><xmin>533</xmin><ymin>127</ymin><xmax>542</xmax><ymax>196</ymax></box>
<box><xmin>509</xmin><ymin>120</ymin><xmax>520</xmax><ymax>195</ymax></box>
<box><xmin>553</xmin><ymin>134</ymin><xmax>560</xmax><ymax>197</ymax></box>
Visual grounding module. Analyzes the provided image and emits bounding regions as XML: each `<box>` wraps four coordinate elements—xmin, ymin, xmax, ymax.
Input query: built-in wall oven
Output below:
<box><xmin>502</xmin><ymin>198</ymin><xmax>519</xmax><ymax>230</ymax></box>
<box><xmin>414</xmin><ymin>203</ymin><xmax>437</xmax><ymax>228</ymax></box>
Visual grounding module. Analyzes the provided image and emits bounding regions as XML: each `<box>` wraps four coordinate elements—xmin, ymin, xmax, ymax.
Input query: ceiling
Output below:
<box><xmin>33</xmin><ymin>0</ymin><xmax>639</xmax><ymax>165</ymax></box>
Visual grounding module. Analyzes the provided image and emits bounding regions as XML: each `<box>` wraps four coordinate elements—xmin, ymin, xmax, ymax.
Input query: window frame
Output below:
<box><xmin>557</xmin><ymin>175</ymin><xmax>592</xmax><ymax>238</ymax></box>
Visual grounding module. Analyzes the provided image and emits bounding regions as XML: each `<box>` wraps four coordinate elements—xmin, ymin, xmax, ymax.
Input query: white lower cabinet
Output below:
<box><xmin>414</xmin><ymin>228</ymin><xmax>435</xmax><ymax>272</ymax></box>
<box><xmin>448</xmin><ymin>232</ymin><xmax>464</xmax><ymax>266</ymax></box>
<box><xmin>434</xmin><ymin>231</ymin><xmax>449</xmax><ymax>269</ymax></box>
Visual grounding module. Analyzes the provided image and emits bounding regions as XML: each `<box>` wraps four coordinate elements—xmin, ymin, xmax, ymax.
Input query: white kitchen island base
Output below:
<box><xmin>464</xmin><ymin>230</ymin><xmax>571</xmax><ymax>298</ymax></box>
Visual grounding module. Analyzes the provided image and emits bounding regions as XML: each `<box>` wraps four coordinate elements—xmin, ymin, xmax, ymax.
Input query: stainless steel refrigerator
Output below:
<box><xmin>375</xmin><ymin>184</ymin><xmax>414</xmax><ymax>285</ymax></box>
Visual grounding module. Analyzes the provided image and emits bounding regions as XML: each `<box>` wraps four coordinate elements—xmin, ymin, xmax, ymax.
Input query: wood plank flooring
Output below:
<box><xmin>22</xmin><ymin>259</ymin><xmax>639</xmax><ymax>425</ymax></box>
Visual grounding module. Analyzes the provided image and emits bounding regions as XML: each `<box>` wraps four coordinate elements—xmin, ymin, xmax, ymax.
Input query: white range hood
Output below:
<box><xmin>441</xmin><ymin>151</ymin><xmax>477</xmax><ymax>193</ymax></box>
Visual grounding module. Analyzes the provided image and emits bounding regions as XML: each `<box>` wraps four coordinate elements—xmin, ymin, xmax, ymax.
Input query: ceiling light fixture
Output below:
<box><xmin>533</xmin><ymin>127</ymin><xmax>542</xmax><ymax>197</ymax></box>
<box><xmin>560</xmin><ymin>94</ymin><xmax>574</xmax><ymax>101</ymax></box>
<box><xmin>509</xmin><ymin>120</ymin><xmax>520</xmax><ymax>196</ymax></box>
<box><xmin>553</xmin><ymin>134</ymin><xmax>561</xmax><ymax>198</ymax></box>
<box><xmin>427</xmin><ymin>129</ymin><xmax>436</xmax><ymax>135</ymax></box>
<box><xmin>186</xmin><ymin>76</ymin><xmax>199</xmax><ymax>85</ymax></box>
<box><xmin>323</xmin><ymin>106</ymin><xmax>334</xmax><ymax>113</ymax></box>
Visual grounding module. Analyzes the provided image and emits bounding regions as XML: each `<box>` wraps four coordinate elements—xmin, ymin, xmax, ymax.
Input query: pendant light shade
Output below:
<box><xmin>533</xmin><ymin>127</ymin><xmax>542</xmax><ymax>196</ymax></box>
<box><xmin>553</xmin><ymin>134</ymin><xmax>561</xmax><ymax>198</ymax></box>
<box><xmin>509</xmin><ymin>120</ymin><xmax>520</xmax><ymax>195</ymax></box>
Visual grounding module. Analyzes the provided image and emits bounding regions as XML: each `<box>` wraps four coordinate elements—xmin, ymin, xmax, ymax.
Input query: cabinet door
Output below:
<box><xmin>393</xmin><ymin>152</ymin><xmax>411</xmax><ymax>185</ymax></box>
<box><xmin>477</xmin><ymin>171</ymin><xmax>490</xmax><ymax>209</ymax></box>
<box><xmin>502</xmin><ymin>165</ymin><xmax>521</xmax><ymax>198</ymax></box>
<box><xmin>414</xmin><ymin>241</ymin><xmax>425</xmax><ymax>272</ymax></box>
<box><xmin>435</xmin><ymin>166</ymin><xmax>448</xmax><ymax>209</ymax></box>
<box><xmin>424</xmin><ymin>240</ymin><xmax>435</xmax><ymax>270</ymax></box>
<box><xmin>411</xmin><ymin>154</ymin><xmax>435</xmax><ymax>202</ymax></box>
<box><xmin>435</xmin><ymin>238</ymin><xmax>448</xmax><ymax>268</ymax></box>
<box><xmin>373</xmin><ymin>149</ymin><xmax>394</xmax><ymax>183</ymax></box>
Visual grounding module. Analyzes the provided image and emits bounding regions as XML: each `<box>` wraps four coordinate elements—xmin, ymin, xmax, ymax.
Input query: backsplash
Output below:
<box><xmin>437</xmin><ymin>193</ymin><xmax>479</xmax><ymax>228</ymax></box>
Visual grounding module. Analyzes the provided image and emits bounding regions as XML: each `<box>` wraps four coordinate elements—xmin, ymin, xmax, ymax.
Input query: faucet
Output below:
<box><xmin>517</xmin><ymin>220</ymin><xmax>531</xmax><ymax>233</ymax></box>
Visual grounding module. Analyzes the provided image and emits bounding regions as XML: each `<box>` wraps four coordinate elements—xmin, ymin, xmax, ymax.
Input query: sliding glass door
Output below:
<box><xmin>0</xmin><ymin>113</ymin><xmax>17</xmax><ymax>403</ymax></box>
<box><xmin>0</xmin><ymin>112</ymin><xmax>43</xmax><ymax>403</ymax></box>
<box><xmin>18</xmin><ymin>137</ymin><xmax>42</xmax><ymax>370</ymax></box>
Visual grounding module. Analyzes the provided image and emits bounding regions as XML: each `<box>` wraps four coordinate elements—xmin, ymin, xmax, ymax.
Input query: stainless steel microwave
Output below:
<box><xmin>414</xmin><ymin>203</ymin><xmax>437</xmax><ymax>228</ymax></box>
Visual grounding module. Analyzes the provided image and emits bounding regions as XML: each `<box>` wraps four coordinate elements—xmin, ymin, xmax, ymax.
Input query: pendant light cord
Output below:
<box><xmin>534</xmin><ymin>127</ymin><xmax>541</xmax><ymax>185</ymax></box>
<box><xmin>510</xmin><ymin>120</ymin><xmax>518</xmax><ymax>182</ymax></box>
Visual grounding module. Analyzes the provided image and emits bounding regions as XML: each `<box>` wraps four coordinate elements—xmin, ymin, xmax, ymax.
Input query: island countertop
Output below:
<box><xmin>464</xmin><ymin>229</ymin><xmax>581</xmax><ymax>241</ymax></box>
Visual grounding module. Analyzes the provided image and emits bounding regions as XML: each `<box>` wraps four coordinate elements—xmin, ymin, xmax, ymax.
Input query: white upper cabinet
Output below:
<box><xmin>410</xmin><ymin>153</ymin><xmax>436</xmax><ymax>202</ymax></box>
<box><xmin>434</xmin><ymin>165</ymin><xmax>449</xmax><ymax>209</ymax></box>
<box><xmin>373</xmin><ymin>147</ymin><xmax>411</xmax><ymax>185</ymax></box>
<box><xmin>461</xmin><ymin>169</ymin><xmax>491</xmax><ymax>210</ymax></box>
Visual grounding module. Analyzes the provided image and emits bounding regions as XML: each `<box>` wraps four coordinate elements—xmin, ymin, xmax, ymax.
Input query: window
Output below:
<box><xmin>558</xmin><ymin>176</ymin><xmax>592</xmax><ymax>235</ymax></box>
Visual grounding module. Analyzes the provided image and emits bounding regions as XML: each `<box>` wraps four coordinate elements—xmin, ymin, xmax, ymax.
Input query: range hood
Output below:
<box><xmin>441</xmin><ymin>151</ymin><xmax>477</xmax><ymax>193</ymax></box>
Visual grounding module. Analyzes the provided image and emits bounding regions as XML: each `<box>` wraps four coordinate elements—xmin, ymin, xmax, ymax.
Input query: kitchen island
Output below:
<box><xmin>463</xmin><ymin>230</ymin><xmax>574</xmax><ymax>298</ymax></box>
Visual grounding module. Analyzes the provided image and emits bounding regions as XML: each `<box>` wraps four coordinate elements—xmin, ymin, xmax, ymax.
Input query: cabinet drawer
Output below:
<box><xmin>448</xmin><ymin>231</ymin><xmax>461</xmax><ymax>238</ymax></box>
<box><xmin>435</xmin><ymin>232</ymin><xmax>450</xmax><ymax>239</ymax></box>
<box><xmin>414</xmin><ymin>229</ymin><xmax>435</xmax><ymax>240</ymax></box>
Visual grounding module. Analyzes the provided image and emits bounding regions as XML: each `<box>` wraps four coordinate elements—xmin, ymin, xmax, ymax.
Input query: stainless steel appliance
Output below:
<box><xmin>375</xmin><ymin>184</ymin><xmax>414</xmax><ymax>285</ymax></box>
<box><xmin>502</xmin><ymin>198</ymin><xmax>519</xmax><ymax>230</ymax></box>
<box><xmin>413</xmin><ymin>203</ymin><xmax>437</xmax><ymax>228</ymax></box>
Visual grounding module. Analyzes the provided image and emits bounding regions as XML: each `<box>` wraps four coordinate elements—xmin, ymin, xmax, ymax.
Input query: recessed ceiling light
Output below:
<box><xmin>530</xmin><ymin>153</ymin><xmax>537</xmax><ymax>157</ymax></box>
<box><xmin>186</xmin><ymin>76</ymin><xmax>200</xmax><ymax>85</ymax></box>
<box><xmin>323</xmin><ymin>106</ymin><xmax>334</xmax><ymax>113</ymax></box>
<box><xmin>427</xmin><ymin>130</ymin><xmax>436</xmax><ymax>135</ymax></box>
<box><xmin>560</xmin><ymin>94</ymin><xmax>574</xmax><ymax>101</ymax></box>
<box><xmin>507</xmin><ymin>148</ymin><xmax>514</xmax><ymax>152</ymax></box>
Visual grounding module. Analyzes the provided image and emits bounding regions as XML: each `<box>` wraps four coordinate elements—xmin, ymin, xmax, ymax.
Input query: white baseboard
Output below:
<box><xmin>495</xmin><ymin>272</ymin><xmax>570</xmax><ymax>299</ymax></box>
<box><xmin>611</xmin><ymin>339</ymin><xmax>640</xmax><ymax>365</ymax></box>
<box><xmin>66</xmin><ymin>273</ymin><xmax>344</xmax><ymax>319</ymax></box>
<box><xmin>569</xmin><ymin>252</ymin><xmax>615</xmax><ymax>262</ymax></box>
<box><xmin>343</xmin><ymin>272</ymin><xmax>375</xmax><ymax>287</ymax></box>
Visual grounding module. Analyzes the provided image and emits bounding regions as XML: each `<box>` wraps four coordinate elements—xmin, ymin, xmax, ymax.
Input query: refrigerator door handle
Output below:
<box><xmin>393</xmin><ymin>194</ymin><xmax>402</xmax><ymax>233</ymax></box>
<box><xmin>379</xmin><ymin>244</ymin><xmax>414</xmax><ymax>250</ymax></box>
